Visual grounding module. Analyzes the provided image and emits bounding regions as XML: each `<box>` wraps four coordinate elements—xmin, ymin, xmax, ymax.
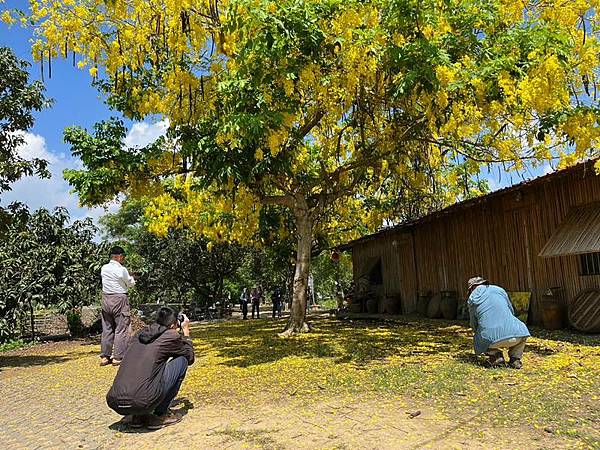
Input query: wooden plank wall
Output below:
<box><xmin>351</xmin><ymin>167</ymin><xmax>600</xmax><ymax>324</ymax></box>
<box><xmin>352</xmin><ymin>232</ymin><xmax>417</xmax><ymax>312</ymax></box>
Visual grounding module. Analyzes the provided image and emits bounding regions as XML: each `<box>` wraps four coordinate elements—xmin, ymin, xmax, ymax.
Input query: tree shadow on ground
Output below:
<box><xmin>195</xmin><ymin>315</ymin><xmax>474</xmax><ymax>368</ymax></box>
<box><xmin>454</xmin><ymin>353</ymin><xmax>483</xmax><ymax>366</ymax></box>
<box><xmin>108</xmin><ymin>398</ymin><xmax>194</xmax><ymax>433</ymax></box>
<box><xmin>196</xmin><ymin>314</ymin><xmax>599</xmax><ymax>370</ymax></box>
<box><xmin>530</xmin><ymin>326</ymin><xmax>600</xmax><ymax>347</ymax></box>
<box><xmin>79</xmin><ymin>335</ymin><xmax>102</xmax><ymax>346</ymax></box>
<box><xmin>0</xmin><ymin>348</ymin><xmax>98</xmax><ymax>371</ymax></box>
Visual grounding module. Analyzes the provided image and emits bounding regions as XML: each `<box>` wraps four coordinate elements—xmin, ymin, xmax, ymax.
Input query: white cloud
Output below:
<box><xmin>1</xmin><ymin>132</ymin><xmax>117</xmax><ymax>233</ymax></box>
<box><xmin>124</xmin><ymin>119</ymin><xmax>170</xmax><ymax>148</ymax></box>
<box><xmin>15</xmin><ymin>131</ymin><xmax>56</xmax><ymax>163</ymax></box>
<box><xmin>1</xmin><ymin>120</ymin><xmax>166</xmax><ymax>238</ymax></box>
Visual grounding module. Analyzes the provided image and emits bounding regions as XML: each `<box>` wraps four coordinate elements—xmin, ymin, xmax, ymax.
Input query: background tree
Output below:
<box><xmin>0</xmin><ymin>206</ymin><xmax>106</xmax><ymax>342</ymax></box>
<box><xmin>100</xmin><ymin>199</ymin><xmax>249</xmax><ymax>311</ymax></box>
<box><xmin>24</xmin><ymin>0</ymin><xmax>600</xmax><ymax>334</ymax></box>
<box><xmin>0</xmin><ymin>46</ymin><xmax>50</xmax><ymax>229</ymax></box>
<box><xmin>311</xmin><ymin>252</ymin><xmax>353</xmax><ymax>308</ymax></box>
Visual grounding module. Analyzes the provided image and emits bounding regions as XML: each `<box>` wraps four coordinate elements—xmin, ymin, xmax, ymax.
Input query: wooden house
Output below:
<box><xmin>339</xmin><ymin>160</ymin><xmax>600</xmax><ymax>327</ymax></box>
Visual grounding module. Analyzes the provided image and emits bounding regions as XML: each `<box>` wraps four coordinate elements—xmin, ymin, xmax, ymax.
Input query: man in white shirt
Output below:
<box><xmin>100</xmin><ymin>246</ymin><xmax>136</xmax><ymax>366</ymax></box>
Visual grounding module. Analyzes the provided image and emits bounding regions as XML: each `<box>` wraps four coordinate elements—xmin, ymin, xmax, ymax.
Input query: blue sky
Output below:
<box><xmin>0</xmin><ymin>7</ymin><xmax>168</xmax><ymax>226</ymax></box>
<box><xmin>0</xmin><ymin>4</ymin><xmax>554</xmax><ymax>231</ymax></box>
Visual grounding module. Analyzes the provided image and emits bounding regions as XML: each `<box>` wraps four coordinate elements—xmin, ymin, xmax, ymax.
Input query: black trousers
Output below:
<box><xmin>251</xmin><ymin>301</ymin><xmax>260</xmax><ymax>318</ymax></box>
<box><xmin>154</xmin><ymin>356</ymin><xmax>188</xmax><ymax>415</ymax></box>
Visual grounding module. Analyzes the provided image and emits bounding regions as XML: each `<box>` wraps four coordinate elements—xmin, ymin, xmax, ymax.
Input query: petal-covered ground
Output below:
<box><xmin>0</xmin><ymin>314</ymin><xmax>598</xmax><ymax>449</ymax></box>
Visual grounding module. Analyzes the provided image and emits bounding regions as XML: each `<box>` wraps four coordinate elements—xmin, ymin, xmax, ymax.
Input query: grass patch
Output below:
<box><xmin>0</xmin><ymin>339</ymin><xmax>33</xmax><ymax>353</ymax></box>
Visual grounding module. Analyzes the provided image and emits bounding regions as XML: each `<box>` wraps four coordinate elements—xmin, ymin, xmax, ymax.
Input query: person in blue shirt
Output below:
<box><xmin>467</xmin><ymin>277</ymin><xmax>531</xmax><ymax>369</ymax></box>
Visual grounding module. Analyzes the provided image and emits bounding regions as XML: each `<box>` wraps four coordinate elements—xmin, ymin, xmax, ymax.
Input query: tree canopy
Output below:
<box><xmin>19</xmin><ymin>0</ymin><xmax>600</xmax><ymax>332</ymax></box>
<box><xmin>0</xmin><ymin>46</ymin><xmax>50</xmax><ymax>195</ymax></box>
<box><xmin>0</xmin><ymin>206</ymin><xmax>106</xmax><ymax>342</ymax></box>
<box><xmin>99</xmin><ymin>198</ymin><xmax>292</xmax><ymax>310</ymax></box>
<box><xmin>100</xmin><ymin>199</ymin><xmax>244</xmax><ymax>307</ymax></box>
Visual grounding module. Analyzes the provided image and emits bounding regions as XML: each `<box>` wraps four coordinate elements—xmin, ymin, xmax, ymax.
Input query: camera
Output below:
<box><xmin>177</xmin><ymin>313</ymin><xmax>186</xmax><ymax>329</ymax></box>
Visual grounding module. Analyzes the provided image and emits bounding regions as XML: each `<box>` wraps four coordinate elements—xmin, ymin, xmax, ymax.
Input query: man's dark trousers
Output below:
<box><xmin>241</xmin><ymin>302</ymin><xmax>248</xmax><ymax>319</ymax></box>
<box><xmin>154</xmin><ymin>356</ymin><xmax>188</xmax><ymax>415</ymax></box>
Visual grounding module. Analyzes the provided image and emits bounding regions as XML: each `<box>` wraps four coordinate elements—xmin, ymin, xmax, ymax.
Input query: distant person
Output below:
<box><xmin>106</xmin><ymin>307</ymin><xmax>194</xmax><ymax>429</ymax></box>
<box><xmin>272</xmin><ymin>286</ymin><xmax>283</xmax><ymax>318</ymax></box>
<box><xmin>467</xmin><ymin>277</ymin><xmax>531</xmax><ymax>369</ymax></box>
<box><xmin>240</xmin><ymin>288</ymin><xmax>249</xmax><ymax>320</ymax></box>
<box><xmin>335</xmin><ymin>281</ymin><xmax>344</xmax><ymax>310</ymax></box>
<box><xmin>100</xmin><ymin>246</ymin><xmax>135</xmax><ymax>367</ymax></box>
<box><xmin>251</xmin><ymin>287</ymin><xmax>261</xmax><ymax>319</ymax></box>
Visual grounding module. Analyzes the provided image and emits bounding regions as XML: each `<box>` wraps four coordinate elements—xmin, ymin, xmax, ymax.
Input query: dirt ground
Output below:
<box><xmin>0</xmin><ymin>319</ymin><xmax>596</xmax><ymax>449</ymax></box>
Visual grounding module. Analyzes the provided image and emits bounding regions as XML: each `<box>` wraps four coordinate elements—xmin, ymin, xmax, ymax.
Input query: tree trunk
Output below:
<box><xmin>281</xmin><ymin>206</ymin><xmax>313</xmax><ymax>336</ymax></box>
<box><xmin>216</xmin><ymin>278</ymin><xmax>224</xmax><ymax>317</ymax></box>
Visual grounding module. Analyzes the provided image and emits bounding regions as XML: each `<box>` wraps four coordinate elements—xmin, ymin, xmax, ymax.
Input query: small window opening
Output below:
<box><xmin>580</xmin><ymin>252</ymin><xmax>600</xmax><ymax>276</ymax></box>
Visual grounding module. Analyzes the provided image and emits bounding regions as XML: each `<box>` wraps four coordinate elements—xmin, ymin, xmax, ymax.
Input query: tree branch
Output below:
<box><xmin>260</xmin><ymin>194</ymin><xmax>293</xmax><ymax>208</ymax></box>
<box><xmin>281</xmin><ymin>110</ymin><xmax>325</xmax><ymax>156</ymax></box>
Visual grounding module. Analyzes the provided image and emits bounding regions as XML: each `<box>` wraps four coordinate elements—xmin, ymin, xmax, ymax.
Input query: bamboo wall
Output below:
<box><xmin>351</xmin><ymin>164</ymin><xmax>600</xmax><ymax>324</ymax></box>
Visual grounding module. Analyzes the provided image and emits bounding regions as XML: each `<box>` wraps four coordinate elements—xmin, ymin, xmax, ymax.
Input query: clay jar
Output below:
<box><xmin>366</xmin><ymin>296</ymin><xmax>379</xmax><ymax>314</ymax></box>
<box><xmin>427</xmin><ymin>293</ymin><xmax>443</xmax><ymax>319</ymax></box>
<box><xmin>440</xmin><ymin>291</ymin><xmax>458</xmax><ymax>320</ymax></box>
<box><xmin>417</xmin><ymin>293</ymin><xmax>431</xmax><ymax>316</ymax></box>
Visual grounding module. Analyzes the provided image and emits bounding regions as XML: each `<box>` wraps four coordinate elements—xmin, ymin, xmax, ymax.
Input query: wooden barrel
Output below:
<box><xmin>427</xmin><ymin>293</ymin><xmax>442</xmax><ymax>319</ymax></box>
<box><xmin>569</xmin><ymin>288</ymin><xmax>600</xmax><ymax>333</ymax></box>
<box><xmin>440</xmin><ymin>291</ymin><xmax>458</xmax><ymax>320</ymax></box>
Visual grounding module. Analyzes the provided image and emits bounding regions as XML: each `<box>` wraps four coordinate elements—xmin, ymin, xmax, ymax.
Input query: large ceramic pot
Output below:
<box><xmin>426</xmin><ymin>293</ymin><xmax>442</xmax><ymax>319</ymax></box>
<box><xmin>417</xmin><ymin>295</ymin><xmax>430</xmax><ymax>316</ymax></box>
<box><xmin>349</xmin><ymin>303</ymin><xmax>362</xmax><ymax>313</ymax></box>
<box><xmin>366</xmin><ymin>296</ymin><xmax>379</xmax><ymax>314</ymax></box>
<box><xmin>542</xmin><ymin>301</ymin><xmax>564</xmax><ymax>330</ymax></box>
<box><xmin>383</xmin><ymin>295</ymin><xmax>401</xmax><ymax>315</ymax></box>
<box><xmin>440</xmin><ymin>291</ymin><xmax>458</xmax><ymax>320</ymax></box>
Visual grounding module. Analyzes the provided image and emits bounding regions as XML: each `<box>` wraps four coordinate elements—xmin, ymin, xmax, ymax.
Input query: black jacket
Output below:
<box><xmin>106</xmin><ymin>323</ymin><xmax>194</xmax><ymax>415</ymax></box>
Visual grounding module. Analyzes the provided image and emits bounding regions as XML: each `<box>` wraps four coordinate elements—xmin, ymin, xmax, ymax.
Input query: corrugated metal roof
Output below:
<box><xmin>338</xmin><ymin>159</ymin><xmax>599</xmax><ymax>251</ymax></box>
<box><xmin>539</xmin><ymin>202</ymin><xmax>600</xmax><ymax>257</ymax></box>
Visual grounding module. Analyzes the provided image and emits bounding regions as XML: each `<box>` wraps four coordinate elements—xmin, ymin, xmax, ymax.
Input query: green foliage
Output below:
<box><xmin>66</xmin><ymin>309</ymin><xmax>83</xmax><ymax>336</ymax></box>
<box><xmin>0</xmin><ymin>339</ymin><xmax>32</xmax><ymax>353</ymax></box>
<box><xmin>63</xmin><ymin>118</ymin><xmax>156</xmax><ymax>206</ymax></box>
<box><xmin>0</xmin><ymin>206</ymin><xmax>107</xmax><ymax>342</ymax></box>
<box><xmin>233</xmin><ymin>244</ymin><xmax>293</xmax><ymax>296</ymax></box>
<box><xmin>311</xmin><ymin>252</ymin><xmax>353</xmax><ymax>304</ymax></box>
<box><xmin>99</xmin><ymin>198</ymin><xmax>296</xmax><ymax>306</ymax></box>
<box><xmin>0</xmin><ymin>46</ymin><xmax>50</xmax><ymax>195</ymax></box>
<box><xmin>100</xmin><ymin>199</ymin><xmax>245</xmax><ymax>307</ymax></box>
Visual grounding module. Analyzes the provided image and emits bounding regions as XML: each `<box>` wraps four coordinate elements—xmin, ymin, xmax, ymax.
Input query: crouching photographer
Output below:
<box><xmin>106</xmin><ymin>307</ymin><xmax>194</xmax><ymax>429</ymax></box>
